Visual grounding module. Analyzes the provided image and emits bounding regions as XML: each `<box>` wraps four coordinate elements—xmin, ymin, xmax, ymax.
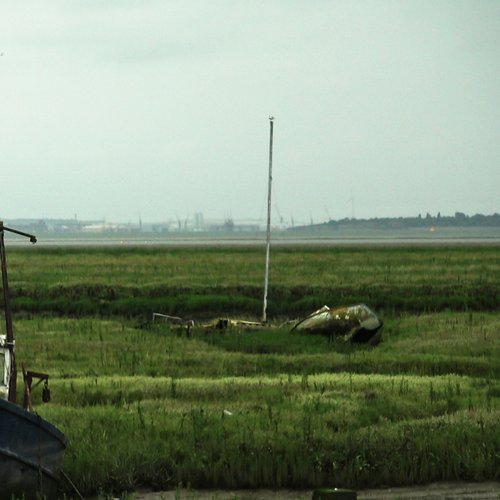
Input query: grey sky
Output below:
<box><xmin>1</xmin><ymin>1</ymin><xmax>499</xmax><ymax>224</ymax></box>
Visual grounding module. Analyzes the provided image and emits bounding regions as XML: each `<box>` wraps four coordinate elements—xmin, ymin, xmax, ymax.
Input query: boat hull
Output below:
<box><xmin>0</xmin><ymin>397</ymin><xmax>67</xmax><ymax>499</ymax></box>
<box><xmin>292</xmin><ymin>304</ymin><xmax>383</xmax><ymax>344</ymax></box>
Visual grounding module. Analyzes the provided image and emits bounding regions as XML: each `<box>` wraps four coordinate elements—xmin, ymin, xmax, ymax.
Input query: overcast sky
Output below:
<box><xmin>1</xmin><ymin>1</ymin><xmax>499</xmax><ymax>224</ymax></box>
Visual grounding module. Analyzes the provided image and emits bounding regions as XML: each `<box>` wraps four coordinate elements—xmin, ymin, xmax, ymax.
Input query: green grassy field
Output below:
<box><xmin>7</xmin><ymin>245</ymin><xmax>500</xmax><ymax>317</ymax></box>
<box><xmin>3</xmin><ymin>245</ymin><xmax>500</xmax><ymax>497</ymax></box>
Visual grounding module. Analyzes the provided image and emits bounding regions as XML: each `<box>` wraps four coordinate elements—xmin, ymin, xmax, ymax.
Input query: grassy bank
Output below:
<box><xmin>15</xmin><ymin>311</ymin><xmax>499</xmax><ymax>497</ymax></box>
<box><xmin>3</xmin><ymin>244</ymin><xmax>498</xmax><ymax>496</ymax></box>
<box><xmin>7</xmin><ymin>245</ymin><xmax>500</xmax><ymax>316</ymax></box>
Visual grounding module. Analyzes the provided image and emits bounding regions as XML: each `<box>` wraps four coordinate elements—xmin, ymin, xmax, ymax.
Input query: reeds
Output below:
<box><xmin>11</xmin><ymin>313</ymin><xmax>499</xmax><ymax>496</ymax></box>
<box><xmin>4</xmin><ymin>245</ymin><xmax>499</xmax><ymax>496</ymax></box>
<box><xmin>8</xmin><ymin>246</ymin><xmax>500</xmax><ymax>317</ymax></box>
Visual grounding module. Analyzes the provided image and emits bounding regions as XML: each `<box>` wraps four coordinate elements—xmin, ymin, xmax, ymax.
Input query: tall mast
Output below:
<box><xmin>262</xmin><ymin>116</ymin><xmax>274</xmax><ymax>323</ymax></box>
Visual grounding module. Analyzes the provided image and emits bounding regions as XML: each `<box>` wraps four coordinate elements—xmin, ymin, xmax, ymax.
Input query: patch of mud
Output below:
<box><xmin>131</xmin><ymin>482</ymin><xmax>500</xmax><ymax>500</ymax></box>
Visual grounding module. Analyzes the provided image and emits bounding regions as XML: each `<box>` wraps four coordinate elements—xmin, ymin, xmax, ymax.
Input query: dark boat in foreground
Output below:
<box><xmin>0</xmin><ymin>396</ymin><xmax>67</xmax><ymax>498</ymax></box>
<box><xmin>0</xmin><ymin>222</ymin><xmax>67</xmax><ymax>499</ymax></box>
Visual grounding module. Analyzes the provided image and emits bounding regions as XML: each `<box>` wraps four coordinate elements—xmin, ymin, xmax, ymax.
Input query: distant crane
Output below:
<box><xmin>324</xmin><ymin>205</ymin><xmax>331</xmax><ymax>222</ymax></box>
<box><xmin>274</xmin><ymin>203</ymin><xmax>284</xmax><ymax>226</ymax></box>
<box><xmin>347</xmin><ymin>196</ymin><xmax>355</xmax><ymax>219</ymax></box>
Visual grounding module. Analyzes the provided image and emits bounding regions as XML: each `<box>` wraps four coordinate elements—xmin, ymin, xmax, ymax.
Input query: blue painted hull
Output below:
<box><xmin>0</xmin><ymin>398</ymin><xmax>67</xmax><ymax>499</ymax></box>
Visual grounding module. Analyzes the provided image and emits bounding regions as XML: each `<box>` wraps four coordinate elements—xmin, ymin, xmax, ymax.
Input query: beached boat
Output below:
<box><xmin>291</xmin><ymin>303</ymin><xmax>383</xmax><ymax>345</ymax></box>
<box><xmin>0</xmin><ymin>222</ymin><xmax>67</xmax><ymax>499</ymax></box>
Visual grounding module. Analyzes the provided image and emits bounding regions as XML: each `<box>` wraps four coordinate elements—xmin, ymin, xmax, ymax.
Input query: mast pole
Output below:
<box><xmin>262</xmin><ymin>116</ymin><xmax>274</xmax><ymax>323</ymax></box>
<box><xmin>0</xmin><ymin>221</ymin><xmax>16</xmax><ymax>402</ymax></box>
<box><xmin>0</xmin><ymin>222</ymin><xmax>37</xmax><ymax>403</ymax></box>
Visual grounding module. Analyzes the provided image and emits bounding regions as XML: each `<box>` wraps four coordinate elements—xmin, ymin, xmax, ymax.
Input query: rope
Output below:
<box><xmin>61</xmin><ymin>470</ymin><xmax>85</xmax><ymax>500</ymax></box>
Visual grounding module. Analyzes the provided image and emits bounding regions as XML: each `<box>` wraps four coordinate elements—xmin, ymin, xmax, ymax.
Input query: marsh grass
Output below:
<box><xmin>3</xmin><ymin>245</ymin><xmax>499</xmax><ymax>496</ymax></box>
<box><xmin>12</xmin><ymin>313</ymin><xmax>500</xmax><ymax>386</ymax></box>
<box><xmin>40</xmin><ymin>375</ymin><xmax>499</xmax><ymax>494</ymax></box>
<box><xmin>9</xmin><ymin>312</ymin><xmax>499</xmax><ymax>496</ymax></box>
<box><xmin>7</xmin><ymin>246</ymin><xmax>500</xmax><ymax>316</ymax></box>
<box><xmin>8</xmin><ymin>245</ymin><xmax>500</xmax><ymax>288</ymax></box>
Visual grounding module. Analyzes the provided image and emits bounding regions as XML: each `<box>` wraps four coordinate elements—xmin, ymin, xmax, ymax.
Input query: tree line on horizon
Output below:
<box><xmin>291</xmin><ymin>211</ymin><xmax>500</xmax><ymax>231</ymax></box>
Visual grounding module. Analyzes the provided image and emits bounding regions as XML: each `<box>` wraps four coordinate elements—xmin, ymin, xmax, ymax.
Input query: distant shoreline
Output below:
<box><xmin>4</xmin><ymin>224</ymin><xmax>500</xmax><ymax>247</ymax></box>
<box><xmin>7</xmin><ymin>235</ymin><xmax>500</xmax><ymax>247</ymax></box>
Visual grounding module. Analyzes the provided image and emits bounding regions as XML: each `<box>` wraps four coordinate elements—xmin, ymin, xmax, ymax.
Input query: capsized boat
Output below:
<box><xmin>291</xmin><ymin>304</ymin><xmax>383</xmax><ymax>344</ymax></box>
<box><xmin>0</xmin><ymin>222</ymin><xmax>67</xmax><ymax>499</ymax></box>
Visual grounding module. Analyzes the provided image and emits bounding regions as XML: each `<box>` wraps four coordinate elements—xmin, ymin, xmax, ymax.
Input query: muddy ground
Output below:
<box><xmin>130</xmin><ymin>482</ymin><xmax>500</xmax><ymax>499</ymax></box>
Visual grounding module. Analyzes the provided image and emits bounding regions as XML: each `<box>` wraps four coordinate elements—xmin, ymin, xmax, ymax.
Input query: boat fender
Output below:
<box><xmin>42</xmin><ymin>380</ymin><xmax>51</xmax><ymax>403</ymax></box>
